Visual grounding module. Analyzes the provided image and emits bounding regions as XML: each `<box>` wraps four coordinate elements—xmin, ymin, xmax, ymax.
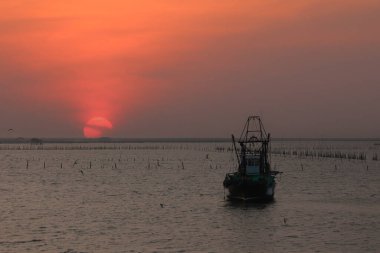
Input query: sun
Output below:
<box><xmin>83</xmin><ymin>116</ymin><xmax>113</xmax><ymax>138</ymax></box>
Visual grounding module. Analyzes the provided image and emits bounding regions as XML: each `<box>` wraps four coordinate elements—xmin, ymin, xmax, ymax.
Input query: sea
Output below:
<box><xmin>0</xmin><ymin>140</ymin><xmax>379</xmax><ymax>252</ymax></box>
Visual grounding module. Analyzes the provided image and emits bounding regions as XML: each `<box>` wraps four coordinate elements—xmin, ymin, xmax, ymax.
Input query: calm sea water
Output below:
<box><xmin>0</xmin><ymin>141</ymin><xmax>379</xmax><ymax>252</ymax></box>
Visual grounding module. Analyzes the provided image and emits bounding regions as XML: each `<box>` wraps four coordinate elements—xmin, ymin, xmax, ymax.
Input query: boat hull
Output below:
<box><xmin>224</xmin><ymin>173</ymin><xmax>276</xmax><ymax>201</ymax></box>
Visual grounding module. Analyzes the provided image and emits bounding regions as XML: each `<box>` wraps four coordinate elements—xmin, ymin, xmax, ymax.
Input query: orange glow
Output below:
<box><xmin>83</xmin><ymin>117</ymin><xmax>113</xmax><ymax>138</ymax></box>
<box><xmin>83</xmin><ymin>127</ymin><xmax>102</xmax><ymax>138</ymax></box>
<box><xmin>1</xmin><ymin>0</ymin><xmax>379</xmax><ymax>137</ymax></box>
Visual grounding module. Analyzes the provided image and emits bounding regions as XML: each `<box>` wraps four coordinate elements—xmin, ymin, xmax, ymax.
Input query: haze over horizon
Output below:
<box><xmin>1</xmin><ymin>1</ymin><xmax>379</xmax><ymax>138</ymax></box>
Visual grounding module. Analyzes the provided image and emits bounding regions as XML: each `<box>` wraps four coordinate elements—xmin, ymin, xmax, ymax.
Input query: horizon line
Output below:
<box><xmin>0</xmin><ymin>137</ymin><xmax>379</xmax><ymax>144</ymax></box>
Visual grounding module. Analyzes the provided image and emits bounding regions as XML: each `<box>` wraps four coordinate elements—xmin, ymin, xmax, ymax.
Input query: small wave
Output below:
<box><xmin>0</xmin><ymin>239</ymin><xmax>43</xmax><ymax>245</ymax></box>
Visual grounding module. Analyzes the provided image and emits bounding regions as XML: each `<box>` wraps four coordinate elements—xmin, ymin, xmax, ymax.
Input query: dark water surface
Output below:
<box><xmin>0</xmin><ymin>142</ymin><xmax>379</xmax><ymax>252</ymax></box>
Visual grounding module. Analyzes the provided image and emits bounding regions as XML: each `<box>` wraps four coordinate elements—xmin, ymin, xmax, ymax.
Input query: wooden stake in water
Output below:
<box><xmin>26</xmin><ymin>160</ymin><xmax>29</xmax><ymax>169</ymax></box>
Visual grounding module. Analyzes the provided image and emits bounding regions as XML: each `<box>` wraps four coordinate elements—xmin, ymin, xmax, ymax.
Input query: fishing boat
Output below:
<box><xmin>223</xmin><ymin>116</ymin><xmax>281</xmax><ymax>201</ymax></box>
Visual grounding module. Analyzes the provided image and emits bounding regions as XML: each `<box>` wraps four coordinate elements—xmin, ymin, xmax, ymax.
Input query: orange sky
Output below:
<box><xmin>1</xmin><ymin>0</ymin><xmax>379</xmax><ymax>137</ymax></box>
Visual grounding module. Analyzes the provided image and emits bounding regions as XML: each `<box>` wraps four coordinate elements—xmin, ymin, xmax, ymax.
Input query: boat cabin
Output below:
<box><xmin>244</xmin><ymin>154</ymin><xmax>261</xmax><ymax>175</ymax></box>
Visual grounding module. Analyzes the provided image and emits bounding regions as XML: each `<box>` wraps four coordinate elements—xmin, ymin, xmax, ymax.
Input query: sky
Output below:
<box><xmin>0</xmin><ymin>0</ymin><xmax>379</xmax><ymax>138</ymax></box>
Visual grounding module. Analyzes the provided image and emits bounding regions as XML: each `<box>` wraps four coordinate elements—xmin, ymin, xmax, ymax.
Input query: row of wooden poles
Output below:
<box><xmin>0</xmin><ymin>144</ymin><xmax>226</xmax><ymax>151</ymax></box>
<box><xmin>24</xmin><ymin>157</ymin><xmax>193</xmax><ymax>170</ymax></box>
<box><xmin>271</xmin><ymin>149</ymin><xmax>378</xmax><ymax>161</ymax></box>
<box><xmin>2</xmin><ymin>143</ymin><xmax>378</xmax><ymax>162</ymax></box>
<box><xmin>213</xmin><ymin>146</ymin><xmax>379</xmax><ymax>162</ymax></box>
<box><xmin>25</xmin><ymin>160</ymin><xmax>121</xmax><ymax>169</ymax></box>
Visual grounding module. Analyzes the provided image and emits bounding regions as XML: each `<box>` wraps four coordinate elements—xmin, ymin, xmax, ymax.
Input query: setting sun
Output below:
<box><xmin>83</xmin><ymin>117</ymin><xmax>113</xmax><ymax>138</ymax></box>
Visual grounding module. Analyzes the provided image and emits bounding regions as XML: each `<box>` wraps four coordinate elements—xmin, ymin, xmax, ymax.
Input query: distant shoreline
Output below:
<box><xmin>0</xmin><ymin>137</ymin><xmax>379</xmax><ymax>144</ymax></box>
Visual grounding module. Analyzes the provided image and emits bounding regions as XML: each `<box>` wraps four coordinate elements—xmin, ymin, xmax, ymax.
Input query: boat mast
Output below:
<box><xmin>231</xmin><ymin>134</ymin><xmax>241</xmax><ymax>167</ymax></box>
<box><xmin>235</xmin><ymin>116</ymin><xmax>271</xmax><ymax>173</ymax></box>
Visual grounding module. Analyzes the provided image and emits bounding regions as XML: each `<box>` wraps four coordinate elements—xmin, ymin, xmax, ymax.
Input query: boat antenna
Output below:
<box><xmin>231</xmin><ymin>134</ymin><xmax>241</xmax><ymax>165</ymax></box>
